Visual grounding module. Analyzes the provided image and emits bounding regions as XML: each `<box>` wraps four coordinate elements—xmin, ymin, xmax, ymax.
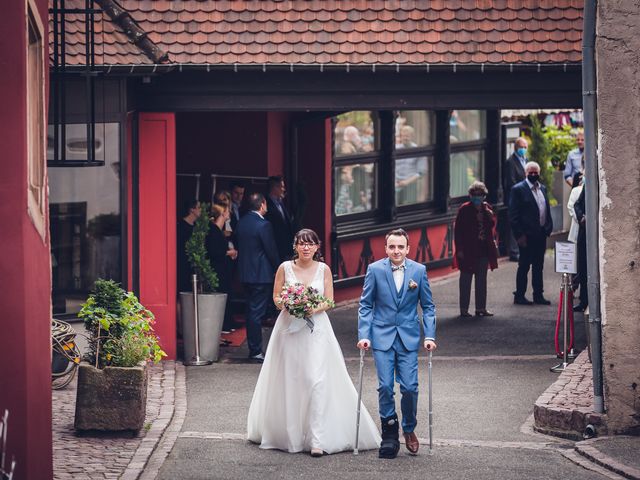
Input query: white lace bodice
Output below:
<box><xmin>283</xmin><ymin>261</ymin><xmax>325</xmax><ymax>295</ymax></box>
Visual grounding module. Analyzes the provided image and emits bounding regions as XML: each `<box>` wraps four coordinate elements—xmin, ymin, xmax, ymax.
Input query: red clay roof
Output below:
<box><xmin>53</xmin><ymin>0</ymin><xmax>584</xmax><ymax>66</ymax></box>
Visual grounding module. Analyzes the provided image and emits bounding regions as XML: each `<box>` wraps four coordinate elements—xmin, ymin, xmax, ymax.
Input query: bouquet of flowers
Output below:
<box><xmin>278</xmin><ymin>282</ymin><xmax>335</xmax><ymax>332</ymax></box>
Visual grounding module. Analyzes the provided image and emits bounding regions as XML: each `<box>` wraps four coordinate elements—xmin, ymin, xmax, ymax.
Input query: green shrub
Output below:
<box><xmin>528</xmin><ymin>115</ymin><xmax>556</xmax><ymax>205</ymax></box>
<box><xmin>79</xmin><ymin>279</ymin><xmax>166</xmax><ymax>368</ymax></box>
<box><xmin>185</xmin><ymin>202</ymin><xmax>219</xmax><ymax>293</ymax></box>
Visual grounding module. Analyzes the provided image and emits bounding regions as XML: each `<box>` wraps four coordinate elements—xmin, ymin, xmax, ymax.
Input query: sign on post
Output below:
<box><xmin>555</xmin><ymin>241</ymin><xmax>577</xmax><ymax>274</ymax></box>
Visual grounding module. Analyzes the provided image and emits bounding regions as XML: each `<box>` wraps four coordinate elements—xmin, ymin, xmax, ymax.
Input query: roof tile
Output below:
<box><xmin>55</xmin><ymin>0</ymin><xmax>583</xmax><ymax>66</ymax></box>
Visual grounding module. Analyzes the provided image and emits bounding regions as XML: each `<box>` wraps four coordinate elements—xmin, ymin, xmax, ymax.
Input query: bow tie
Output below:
<box><xmin>391</xmin><ymin>264</ymin><xmax>406</xmax><ymax>272</ymax></box>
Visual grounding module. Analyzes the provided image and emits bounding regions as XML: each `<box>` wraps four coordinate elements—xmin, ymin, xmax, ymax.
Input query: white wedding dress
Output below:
<box><xmin>247</xmin><ymin>261</ymin><xmax>381</xmax><ymax>454</ymax></box>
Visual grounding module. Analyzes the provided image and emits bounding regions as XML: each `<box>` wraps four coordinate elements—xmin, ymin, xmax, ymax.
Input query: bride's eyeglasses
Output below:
<box><xmin>296</xmin><ymin>243</ymin><xmax>318</xmax><ymax>249</ymax></box>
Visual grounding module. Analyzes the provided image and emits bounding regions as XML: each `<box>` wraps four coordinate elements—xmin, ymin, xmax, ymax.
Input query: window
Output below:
<box><xmin>449</xmin><ymin>110</ymin><xmax>487</xmax><ymax>198</ymax></box>
<box><xmin>27</xmin><ymin>8</ymin><xmax>46</xmax><ymax>239</ymax></box>
<box><xmin>334</xmin><ymin>111</ymin><xmax>377</xmax><ymax>157</ymax></box>
<box><xmin>334</xmin><ymin>164</ymin><xmax>377</xmax><ymax>216</ymax></box>
<box><xmin>48</xmin><ymin>123</ymin><xmax>122</xmax><ymax>315</ymax></box>
<box><xmin>394</xmin><ymin>111</ymin><xmax>436</xmax><ymax>207</ymax></box>
<box><xmin>333</xmin><ymin>111</ymin><xmax>379</xmax><ymax>217</ymax></box>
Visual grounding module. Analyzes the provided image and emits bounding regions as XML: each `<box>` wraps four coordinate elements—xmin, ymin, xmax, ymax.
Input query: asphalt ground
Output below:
<box><xmin>157</xmin><ymin>254</ymin><xmax>608</xmax><ymax>480</ymax></box>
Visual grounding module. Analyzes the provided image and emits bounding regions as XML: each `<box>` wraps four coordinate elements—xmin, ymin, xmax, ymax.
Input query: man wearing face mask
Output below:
<box><xmin>503</xmin><ymin>137</ymin><xmax>529</xmax><ymax>261</ymax></box>
<box><xmin>508</xmin><ymin>161</ymin><xmax>553</xmax><ymax>305</ymax></box>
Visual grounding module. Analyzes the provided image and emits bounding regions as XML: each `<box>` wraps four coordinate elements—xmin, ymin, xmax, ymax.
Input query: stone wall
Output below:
<box><xmin>597</xmin><ymin>0</ymin><xmax>640</xmax><ymax>434</ymax></box>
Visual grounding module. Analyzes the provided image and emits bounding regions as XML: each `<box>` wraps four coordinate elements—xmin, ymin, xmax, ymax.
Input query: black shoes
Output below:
<box><xmin>379</xmin><ymin>415</ymin><xmax>400</xmax><ymax>459</ymax></box>
<box><xmin>573</xmin><ymin>303</ymin><xmax>587</xmax><ymax>312</ymax></box>
<box><xmin>248</xmin><ymin>353</ymin><xmax>264</xmax><ymax>363</ymax></box>
<box><xmin>514</xmin><ymin>296</ymin><xmax>533</xmax><ymax>305</ymax></box>
<box><xmin>533</xmin><ymin>296</ymin><xmax>551</xmax><ymax>305</ymax></box>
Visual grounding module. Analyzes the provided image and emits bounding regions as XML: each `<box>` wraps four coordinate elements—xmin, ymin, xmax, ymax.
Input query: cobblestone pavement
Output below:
<box><xmin>52</xmin><ymin>361</ymin><xmax>176</xmax><ymax>480</ymax></box>
<box><xmin>534</xmin><ymin>350</ymin><xmax>605</xmax><ymax>439</ymax></box>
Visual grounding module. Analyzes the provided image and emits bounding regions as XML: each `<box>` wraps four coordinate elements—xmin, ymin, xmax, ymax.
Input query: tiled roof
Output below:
<box><xmin>53</xmin><ymin>0</ymin><xmax>584</xmax><ymax>66</ymax></box>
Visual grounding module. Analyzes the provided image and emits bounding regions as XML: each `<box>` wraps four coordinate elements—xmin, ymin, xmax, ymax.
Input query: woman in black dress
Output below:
<box><xmin>207</xmin><ymin>203</ymin><xmax>238</xmax><ymax>333</ymax></box>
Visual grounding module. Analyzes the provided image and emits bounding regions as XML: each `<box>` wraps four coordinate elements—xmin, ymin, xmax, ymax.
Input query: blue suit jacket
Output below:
<box><xmin>508</xmin><ymin>180</ymin><xmax>553</xmax><ymax>238</ymax></box>
<box><xmin>236</xmin><ymin>211</ymin><xmax>280</xmax><ymax>284</ymax></box>
<box><xmin>358</xmin><ymin>258</ymin><xmax>436</xmax><ymax>352</ymax></box>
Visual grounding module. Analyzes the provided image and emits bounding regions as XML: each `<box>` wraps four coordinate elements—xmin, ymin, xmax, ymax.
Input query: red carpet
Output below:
<box><xmin>220</xmin><ymin>314</ymin><xmax>247</xmax><ymax>347</ymax></box>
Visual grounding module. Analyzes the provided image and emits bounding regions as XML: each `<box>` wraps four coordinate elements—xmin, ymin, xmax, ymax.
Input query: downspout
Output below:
<box><xmin>582</xmin><ymin>0</ymin><xmax>604</xmax><ymax>414</ymax></box>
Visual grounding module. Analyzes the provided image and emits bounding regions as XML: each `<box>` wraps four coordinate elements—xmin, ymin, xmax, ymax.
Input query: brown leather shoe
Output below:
<box><xmin>403</xmin><ymin>432</ymin><xmax>419</xmax><ymax>454</ymax></box>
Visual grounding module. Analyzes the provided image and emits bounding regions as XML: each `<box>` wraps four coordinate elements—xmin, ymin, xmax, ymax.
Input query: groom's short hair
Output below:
<box><xmin>385</xmin><ymin>228</ymin><xmax>409</xmax><ymax>244</ymax></box>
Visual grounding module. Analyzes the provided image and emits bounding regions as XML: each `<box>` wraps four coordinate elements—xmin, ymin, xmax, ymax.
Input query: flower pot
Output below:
<box><xmin>74</xmin><ymin>361</ymin><xmax>148</xmax><ymax>432</ymax></box>
<box><xmin>179</xmin><ymin>292</ymin><xmax>227</xmax><ymax>363</ymax></box>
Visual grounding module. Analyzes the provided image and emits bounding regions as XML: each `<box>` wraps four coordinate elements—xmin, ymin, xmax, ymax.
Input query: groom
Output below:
<box><xmin>357</xmin><ymin>228</ymin><xmax>437</xmax><ymax>459</ymax></box>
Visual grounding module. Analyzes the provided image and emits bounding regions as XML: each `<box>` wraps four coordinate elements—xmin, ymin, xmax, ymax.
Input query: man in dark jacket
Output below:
<box><xmin>265</xmin><ymin>175</ymin><xmax>295</xmax><ymax>263</ymax></box>
<box><xmin>503</xmin><ymin>137</ymin><xmax>528</xmax><ymax>261</ymax></box>
<box><xmin>508</xmin><ymin>161</ymin><xmax>553</xmax><ymax>305</ymax></box>
<box><xmin>236</xmin><ymin>193</ymin><xmax>279</xmax><ymax>362</ymax></box>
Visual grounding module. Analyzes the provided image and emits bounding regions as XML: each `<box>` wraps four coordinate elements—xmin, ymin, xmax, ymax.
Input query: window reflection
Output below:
<box><xmin>450</xmin><ymin>110</ymin><xmax>486</xmax><ymax>143</ymax></box>
<box><xmin>395</xmin><ymin>156</ymin><xmax>433</xmax><ymax>206</ymax></box>
<box><xmin>450</xmin><ymin>150</ymin><xmax>484</xmax><ymax>197</ymax></box>
<box><xmin>395</xmin><ymin>111</ymin><xmax>435</xmax><ymax>148</ymax></box>
<box><xmin>334</xmin><ymin>163</ymin><xmax>376</xmax><ymax>216</ymax></box>
<box><xmin>49</xmin><ymin>122</ymin><xmax>121</xmax><ymax>315</ymax></box>
<box><xmin>334</xmin><ymin>111</ymin><xmax>376</xmax><ymax>157</ymax></box>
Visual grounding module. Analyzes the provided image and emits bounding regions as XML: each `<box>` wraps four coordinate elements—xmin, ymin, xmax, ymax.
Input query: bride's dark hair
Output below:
<box><xmin>292</xmin><ymin>228</ymin><xmax>324</xmax><ymax>263</ymax></box>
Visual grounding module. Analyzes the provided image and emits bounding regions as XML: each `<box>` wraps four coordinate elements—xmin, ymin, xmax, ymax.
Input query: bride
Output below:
<box><xmin>247</xmin><ymin>228</ymin><xmax>381</xmax><ymax>456</ymax></box>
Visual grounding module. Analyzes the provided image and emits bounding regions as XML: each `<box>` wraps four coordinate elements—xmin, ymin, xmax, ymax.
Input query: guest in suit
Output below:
<box><xmin>236</xmin><ymin>193</ymin><xmax>280</xmax><ymax>362</ymax></box>
<box><xmin>357</xmin><ymin>229</ymin><xmax>437</xmax><ymax>459</ymax></box>
<box><xmin>230</xmin><ymin>181</ymin><xmax>245</xmax><ymax>232</ymax></box>
<box><xmin>503</xmin><ymin>137</ymin><xmax>528</xmax><ymax>261</ymax></box>
<box><xmin>207</xmin><ymin>204</ymin><xmax>238</xmax><ymax>333</ymax></box>
<box><xmin>508</xmin><ymin>161</ymin><xmax>553</xmax><ymax>305</ymax></box>
<box><xmin>265</xmin><ymin>175</ymin><xmax>295</xmax><ymax>263</ymax></box>
<box><xmin>453</xmin><ymin>181</ymin><xmax>499</xmax><ymax>317</ymax></box>
<box><xmin>572</xmin><ymin>182</ymin><xmax>588</xmax><ymax>312</ymax></box>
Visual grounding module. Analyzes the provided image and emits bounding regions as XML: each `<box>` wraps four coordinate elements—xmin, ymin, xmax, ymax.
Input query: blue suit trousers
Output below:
<box><xmin>372</xmin><ymin>334</ymin><xmax>419</xmax><ymax>433</ymax></box>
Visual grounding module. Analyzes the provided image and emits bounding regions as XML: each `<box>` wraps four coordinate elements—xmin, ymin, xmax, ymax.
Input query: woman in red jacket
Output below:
<box><xmin>453</xmin><ymin>181</ymin><xmax>499</xmax><ymax>317</ymax></box>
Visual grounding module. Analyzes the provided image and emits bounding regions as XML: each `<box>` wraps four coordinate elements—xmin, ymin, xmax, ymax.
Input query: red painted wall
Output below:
<box><xmin>0</xmin><ymin>1</ymin><xmax>53</xmax><ymax>479</ymax></box>
<box><xmin>267</xmin><ymin>111</ymin><xmax>289</xmax><ymax>176</ymax></box>
<box><xmin>138</xmin><ymin>113</ymin><xmax>177</xmax><ymax>359</ymax></box>
<box><xmin>296</xmin><ymin>119</ymin><xmax>332</xmax><ymax>265</ymax></box>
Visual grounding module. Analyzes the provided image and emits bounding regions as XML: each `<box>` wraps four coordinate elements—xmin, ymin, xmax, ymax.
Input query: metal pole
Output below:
<box><xmin>552</xmin><ymin>274</ymin><xmax>570</xmax><ymax>372</ymax></box>
<box><xmin>185</xmin><ymin>274</ymin><xmax>212</xmax><ymax>366</ymax></box>
<box><xmin>428</xmin><ymin>349</ymin><xmax>434</xmax><ymax>454</ymax></box>
<box><xmin>353</xmin><ymin>348</ymin><xmax>365</xmax><ymax>455</ymax></box>
<box><xmin>582</xmin><ymin>0</ymin><xmax>604</xmax><ymax>413</ymax></box>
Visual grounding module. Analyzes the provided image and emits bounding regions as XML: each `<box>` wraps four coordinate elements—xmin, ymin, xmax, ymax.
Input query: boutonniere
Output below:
<box><xmin>408</xmin><ymin>279</ymin><xmax>418</xmax><ymax>290</ymax></box>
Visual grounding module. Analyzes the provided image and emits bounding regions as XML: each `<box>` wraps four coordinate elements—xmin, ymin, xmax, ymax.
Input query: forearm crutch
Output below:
<box><xmin>353</xmin><ymin>347</ymin><xmax>365</xmax><ymax>455</ymax></box>
<box><xmin>428</xmin><ymin>349</ymin><xmax>434</xmax><ymax>454</ymax></box>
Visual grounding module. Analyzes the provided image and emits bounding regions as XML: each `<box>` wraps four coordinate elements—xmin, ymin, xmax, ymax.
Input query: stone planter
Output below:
<box><xmin>74</xmin><ymin>361</ymin><xmax>148</xmax><ymax>432</ymax></box>
<box><xmin>180</xmin><ymin>292</ymin><xmax>227</xmax><ymax>362</ymax></box>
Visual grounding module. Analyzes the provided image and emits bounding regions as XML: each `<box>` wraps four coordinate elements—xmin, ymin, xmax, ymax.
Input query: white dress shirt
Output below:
<box><xmin>392</xmin><ymin>263</ymin><xmax>405</xmax><ymax>293</ymax></box>
<box><xmin>526</xmin><ymin>178</ymin><xmax>547</xmax><ymax>227</ymax></box>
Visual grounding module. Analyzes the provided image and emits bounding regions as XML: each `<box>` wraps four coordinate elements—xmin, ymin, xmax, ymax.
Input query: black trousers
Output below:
<box><xmin>516</xmin><ymin>230</ymin><xmax>547</xmax><ymax>298</ymax></box>
<box><xmin>244</xmin><ymin>283</ymin><xmax>271</xmax><ymax>356</ymax></box>
<box><xmin>577</xmin><ymin>225</ymin><xmax>588</xmax><ymax>306</ymax></box>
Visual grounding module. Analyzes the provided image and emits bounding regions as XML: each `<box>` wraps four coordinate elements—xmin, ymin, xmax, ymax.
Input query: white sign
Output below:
<box><xmin>555</xmin><ymin>241</ymin><xmax>577</xmax><ymax>274</ymax></box>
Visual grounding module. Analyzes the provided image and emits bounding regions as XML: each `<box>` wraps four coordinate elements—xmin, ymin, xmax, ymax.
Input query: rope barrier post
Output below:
<box><xmin>551</xmin><ymin>273</ymin><xmax>571</xmax><ymax>373</ymax></box>
<box><xmin>185</xmin><ymin>274</ymin><xmax>212</xmax><ymax>366</ymax></box>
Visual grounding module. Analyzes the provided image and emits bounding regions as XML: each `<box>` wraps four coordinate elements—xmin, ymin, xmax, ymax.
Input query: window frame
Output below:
<box><xmin>448</xmin><ymin>110</ymin><xmax>489</xmax><ymax>202</ymax></box>
<box><xmin>26</xmin><ymin>3</ymin><xmax>47</xmax><ymax>240</ymax></box>
<box><xmin>331</xmin><ymin>112</ymin><xmax>383</xmax><ymax>222</ymax></box>
<box><xmin>392</xmin><ymin>110</ymin><xmax>438</xmax><ymax>212</ymax></box>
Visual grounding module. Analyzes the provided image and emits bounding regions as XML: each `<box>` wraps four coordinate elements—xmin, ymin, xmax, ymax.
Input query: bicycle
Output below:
<box><xmin>51</xmin><ymin>318</ymin><xmax>81</xmax><ymax>390</ymax></box>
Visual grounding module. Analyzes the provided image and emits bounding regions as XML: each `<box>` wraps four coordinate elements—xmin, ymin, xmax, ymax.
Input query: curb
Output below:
<box><xmin>575</xmin><ymin>437</ymin><xmax>640</xmax><ymax>480</ymax></box>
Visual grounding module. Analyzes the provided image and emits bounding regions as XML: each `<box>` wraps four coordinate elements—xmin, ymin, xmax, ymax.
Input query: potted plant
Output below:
<box><xmin>180</xmin><ymin>202</ymin><xmax>228</xmax><ymax>363</ymax></box>
<box><xmin>74</xmin><ymin>279</ymin><xmax>166</xmax><ymax>432</ymax></box>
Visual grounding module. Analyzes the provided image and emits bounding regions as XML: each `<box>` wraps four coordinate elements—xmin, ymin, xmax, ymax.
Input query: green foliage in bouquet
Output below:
<box><xmin>185</xmin><ymin>202</ymin><xmax>219</xmax><ymax>293</ymax></box>
<box><xmin>79</xmin><ymin>279</ymin><xmax>167</xmax><ymax>368</ymax></box>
